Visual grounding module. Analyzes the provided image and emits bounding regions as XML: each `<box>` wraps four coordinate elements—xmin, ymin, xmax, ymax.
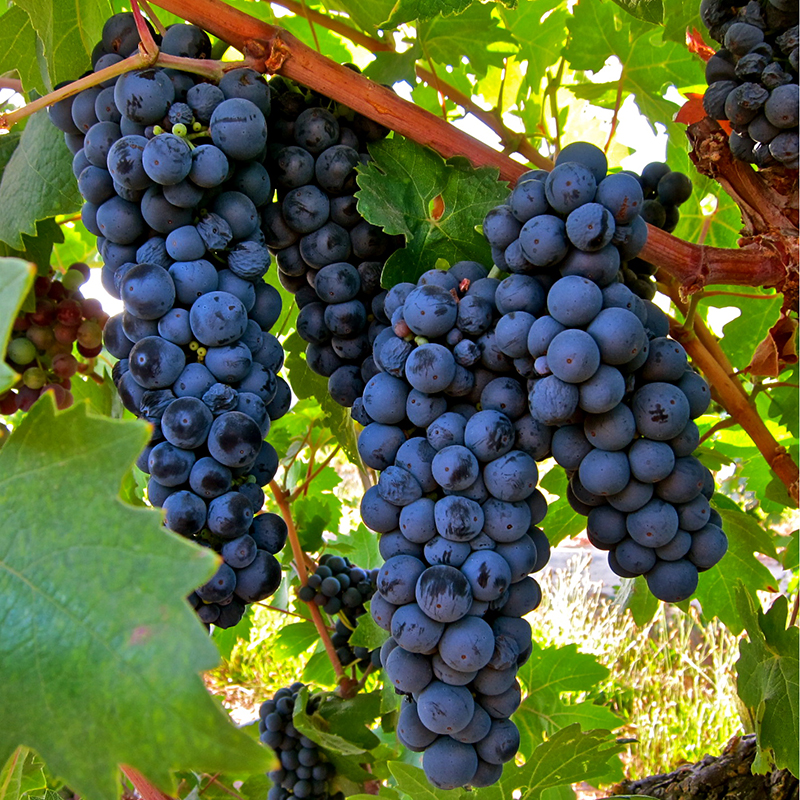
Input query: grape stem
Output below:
<box><xmin>121</xmin><ymin>767</ymin><xmax>174</xmax><ymax>800</ymax></box>
<box><xmin>289</xmin><ymin>445</ymin><xmax>341</xmax><ymax>502</ymax></box>
<box><xmin>0</xmin><ymin>78</ymin><xmax>22</xmax><ymax>93</ymax></box>
<box><xmin>146</xmin><ymin>0</ymin><xmax>531</xmax><ymax>181</ymax></box>
<box><xmin>271</xmin><ymin>0</ymin><xmax>554</xmax><ymax>170</ymax></box>
<box><xmin>269</xmin><ymin>481</ymin><xmax>347</xmax><ymax>683</ymax></box>
<box><xmin>142</xmin><ymin>0</ymin><xmax>795</xmax><ymax>298</ymax></box>
<box><xmin>663</xmin><ymin>277</ymin><xmax>799</xmax><ymax>504</ymax></box>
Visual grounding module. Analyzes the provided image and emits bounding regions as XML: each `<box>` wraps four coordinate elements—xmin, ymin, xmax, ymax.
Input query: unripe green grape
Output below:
<box><xmin>7</xmin><ymin>337</ymin><xmax>37</xmax><ymax>365</ymax></box>
<box><xmin>77</xmin><ymin>319</ymin><xmax>103</xmax><ymax>349</ymax></box>
<box><xmin>61</xmin><ymin>268</ymin><xmax>86</xmax><ymax>292</ymax></box>
<box><xmin>22</xmin><ymin>366</ymin><xmax>47</xmax><ymax>390</ymax></box>
<box><xmin>172</xmin><ymin>123</ymin><xmax>188</xmax><ymax>137</ymax></box>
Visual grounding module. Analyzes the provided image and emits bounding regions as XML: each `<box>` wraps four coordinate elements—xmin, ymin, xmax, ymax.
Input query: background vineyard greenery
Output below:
<box><xmin>0</xmin><ymin>0</ymin><xmax>797</xmax><ymax>798</ymax></box>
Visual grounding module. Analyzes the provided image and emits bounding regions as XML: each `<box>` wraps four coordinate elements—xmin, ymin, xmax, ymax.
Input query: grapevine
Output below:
<box><xmin>0</xmin><ymin>0</ymin><xmax>796</xmax><ymax>799</ymax></box>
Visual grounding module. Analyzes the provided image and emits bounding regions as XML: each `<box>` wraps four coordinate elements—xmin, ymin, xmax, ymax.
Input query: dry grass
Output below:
<box><xmin>531</xmin><ymin>553</ymin><xmax>744</xmax><ymax>780</ymax></box>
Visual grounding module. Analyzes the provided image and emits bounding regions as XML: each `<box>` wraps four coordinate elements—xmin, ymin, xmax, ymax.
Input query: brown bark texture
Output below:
<box><xmin>611</xmin><ymin>735</ymin><xmax>799</xmax><ymax>800</ymax></box>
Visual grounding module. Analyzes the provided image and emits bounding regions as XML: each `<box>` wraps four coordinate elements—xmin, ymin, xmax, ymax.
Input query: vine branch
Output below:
<box><xmin>0</xmin><ymin>78</ymin><xmax>23</xmax><ymax>93</ymax></box>
<box><xmin>121</xmin><ymin>767</ymin><xmax>174</xmax><ymax>800</ymax></box>
<box><xmin>271</xmin><ymin>0</ymin><xmax>553</xmax><ymax>170</ymax></box>
<box><xmin>662</xmin><ymin>277</ymin><xmax>799</xmax><ymax>504</ymax></box>
<box><xmin>148</xmin><ymin>0</ymin><xmax>529</xmax><ymax>181</ymax></box>
<box><xmin>269</xmin><ymin>481</ymin><xmax>346</xmax><ymax>682</ymax></box>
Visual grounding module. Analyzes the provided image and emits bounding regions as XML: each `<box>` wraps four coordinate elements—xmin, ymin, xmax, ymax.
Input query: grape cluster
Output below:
<box><xmin>622</xmin><ymin>162</ymin><xmax>694</xmax><ymax>300</ymax></box>
<box><xmin>49</xmin><ymin>13</ymin><xmax>293</xmax><ymax>627</ymax></box>
<box><xmin>356</xmin><ymin>264</ymin><xmax>552</xmax><ymax>789</ymax></box>
<box><xmin>262</xmin><ymin>76</ymin><xmax>402</xmax><ymax>407</ymax></box>
<box><xmin>297</xmin><ymin>554</ymin><xmax>381</xmax><ymax>671</ymax></box>
<box><xmin>700</xmin><ymin>0</ymin><xmax>798</xmax><ymax>169</ymax></box>
<box><xmin>259</xmin><ymin>684</ymin><xmax>343</xmax><ymax>800</ymax></box>
<box><xmin>0</xmin><ymin>264</ymin><xmax>108</xmax><ymax>414</ymax></box>
<box><xmin>483</xmin><ymin>141</ymin><xmax>728</xmax><ymax>604</ymax></box>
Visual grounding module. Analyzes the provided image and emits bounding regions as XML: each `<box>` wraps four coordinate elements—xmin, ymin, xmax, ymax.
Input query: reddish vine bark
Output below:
<box><xmin>146</xmin><ymin>0</ymin><xmax>794</xmax><ymax>298</ymax></box>
<box><xmin>663</xmin><ymin>278</ymin><xmax>799</xmax><ymax>505</ymax></box>
<box><xmin>121</xmin><ymin>767</ymin><xmax>174</xmax><ymax>800</ymax></box>
<box><xmin>687</xmin><ymin>117</ymin><xmax>799</xmax><ymax>311</ymax></box>
<box><xmin>150</xmin><ymin>0</ymin><xmax>527</xmax><ymax>182</ymax></box>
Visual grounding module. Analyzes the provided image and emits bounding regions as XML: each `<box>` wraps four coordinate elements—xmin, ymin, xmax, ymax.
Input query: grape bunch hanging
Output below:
<box><xmin>259</xmin><ymin>684</ymin><xmax>344</xmax><ymax>800</ymax></box>
<box><xmin>40</xmin><ymin>5</ymin><xmax>735</xmax><ymax>792</ymax></box>
<box><xmin>700</xmin><ymin>0</ymin><xmax>798</xmax><ymax>168</ymax></box>
<box><xmin>297</xmin><ymin>555</ymin><xmax>382</xmax><ymax>672</ymax></box>
<box><xmin>483</xmin><ymin>142</ymin><xmax>727</xmax><ymax>603</ymax></box>
<box><xmin>262</xmin><ymin>77</ymin><xmax>403</xmax><ymax>409</ymax></box>
<box><xmin>49</xmin><ymin>13</ymin><xmax>292</xmax><ymax>628</ymax></box>
<box><xmin>356</xmin><ymin>261</ymin><xmax>552</xmax><ymax>789</ymax></box>
<box><xmin>1</xmin><ymin>265</ymin><xmax>108</xmax><ymax>414</ymax></box>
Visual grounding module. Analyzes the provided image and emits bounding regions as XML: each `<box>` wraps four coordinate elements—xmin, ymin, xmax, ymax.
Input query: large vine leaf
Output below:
<box><xmin>12</xmin><ymin>0</ymin><xmax>107</xmax><ymax>89</ymax></box>
<box><xmin>509</xmin><ymin>725</ymin><xmax>624</xmax><ymax>799</ymax></box>
<box><xmin>516</xmin><ymin>643</ymin><xmax>624</xmax><ymax>763</ymax></box>
<box><xmin>736</xmin><ymin>588</ymin><xmax>799</xmax><ymax>776</ymax></box>
<box><xmin>688</xmin><ymin>505</ymin><xmax>779</xmax><ymax>634</ymax></box>
<box><xmin>384</xmin><ymin>0</ymin><xmax>478</xmax><ymax>27</ymax></box>
<box><xmin>504</xmin><ymin>0</ymin><xmax>570</xmax><ymax>82</ymax></box>
<box><xmin>379</xmin><ymin>725</ymin><xmax>622</xmax><ymax>800</ymax></box>
<box><xmin>564</xmin><ymin>0</ymin><xmax>703</xmax><ymax>131</ymax></box>
<box><xmin>0</xmin><ymin>110</ymin><xmax>82</xmax><ymax>250</ymax></box>
<box><xmin>0</xmin><ymin>6</ymin><xmax>45</xmax><ymax>96</ymax></box>
<box><xmin>417</xmin><ymin>5</ymin><xmax>517</xmax><ymax>79</ymax></box>
<box><xmin>0</xmin><ymin>397</ymin><xmax>269</xmax><ymax>800</ymax></box>
<box><xmin>356</xmin><ymin>137</ymin><xmax>507</xmax><ymax>287</ymax></box>
<box><xmin>0</xmin><ymin>258</ymin><xmax>37</xmax><ymax>394</ymax></box>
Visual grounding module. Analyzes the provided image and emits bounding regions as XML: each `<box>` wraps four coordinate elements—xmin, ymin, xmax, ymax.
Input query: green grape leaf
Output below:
<box><xmin>692</xmin><ymin>507</ymin><xmax>780</xmax><ymax>634</ymax></box>
<box><xmin>508</xmin><ymin>724</ymin><xmax>624</xmax><ymax>799</ymax></box>
<box><xmin>291</xmin><ymin>688</ymin><xmax>374</xmax><ymax>757</ymax></box>
<box><xmin>0</xmin><ymin>6</ymin><xmax>45</xmax><ymax>95</ymax></box>
<box><xmin>388</xmin><ymin>761</ymin><xmax>474</xmax><ymax>800</ymax></box>
<box><xmin>417</xmin><ymin>5</ymin><xmax>517</xmax><ymax>78</ymax></box>
<box><xmin>384</xmin><ymin>0</ymin><xmax>476</xmax><ymax>27</ymax></box>
<box><xmin>0</xmin><ymin>747</ymin><xmax>46</xmax><ymax>800</ymax></box>
<box><xmin>0</xmin><ymin>257</ymin><xmax>36</xmax><ymax>394</ymax></box>
<box><xmin>12</xmin><ymin>0</ymin><xmax>107</xmax><ymax>88</ymax></box>
<box><xmin>539</xmin><ymin>469</ymin><xmax>586</xmax><ymax>545</ymax></box>
<box><xmin>356</xmin><ymin>137</ymin><xmax>507</xmax><ymax>288</ymax></box>
<box><xmin>328</xmin><ymin>0</ymin><xmax>398</xmax><ymax>34</ymax></box>
<box><xmin>504</xmin><ymin>0</ymin><xmax>570</xmax><ymax>82</ymax></box>
<box><xmin>0</xmin><ymin>132</ymin><xmax>22</xmax><ymax>180</ymax></box>
<box><xmin>516</xmin><ymin>643</ymin><xmax>623</xmax><ymax>761</ymax></box>
<box><xmin>294</xmin><ymin>493</ymin><xmax>339</xmax><ymax>552</ymax></box>
<box><xmin>736</xmin><ymin>588</ymin><xmax>799</xmax><ymax>776</ymax></box>
<box><xmin>282</xmin><ymin>331</ymin><xmax>359</xmax><ymax>464</ymax></box>
<box><xmin>0</xmin><ymin>397</ymin><xmax>268</xmax><ymax>800</ymax></box>
<box><xmin>278</xmin><ymin>13</ymin><xmax>354</xmax><ymax>65</ymax></box>
<box><xmin>0</xmin><ymin>219</ymin><xmax>66</xmax><ymax>282</ymax></box>
<box><xmin>662</xmin><ymin>0</ymin><xmax>702</xmax><ymax>43</ymax></box>
<box><xmin>318</xmin><ymin>691</ymin><xmax>382</xmax><ymax>752</ymax></box>
<box><xmin>609</xmin><ymin>0</ymin><xmax>663</xmax><ymax>25</ymax></box>
<box><xmin>365</xmin><ymin>47</ymin><xmax>420</xmax><ymax>86</ymax></box>
<box><xmin>701</xmin><ymin>288</ymin><xmax>783</xmax><ymax>368</ymax></box>
<box><xmin>273</xmin><ymin>620</ymin><xmax>319</xmax><ymax>658</ymax></box>
<box><xmin>70</xmin><ymin>372</ymin><xmax>115</xmax><ymax>418</ymax></box>
<box><xmin>0</xmin><ymin>110</ymin><xmax>82</xmax><ymax>250</ymax></box>
<box><xmin>330</xmin><ymin>524</ymin><xmax>382</xmax><ymax>570</ymax></box>
<box><xmin>783</xmin><ymin>530</ymin><xmax>798</xmax><ymax>572</ymax></box>
<box><xmin>350</xmin><ymin>602</ymin><xmax>390</xmax><ymax>650</ymax></box>
<box><xmin>302</xmin><ymin>648</ymin><xmax>338</xmax><ymax>688</ymax></box>
<box><xmin>616</xmin><ymin>575</ymin><xmax>659</xmax><ymax>626</ymax></box>
<box><xmin>564</xmin><ymin>0</ymin><xmax>703</xmax><ymax>131</ymax></box>
<box><xmin>211</xmin><ymin>605</ymin><xmax>254</xmax><ymax>660</ymax></box>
